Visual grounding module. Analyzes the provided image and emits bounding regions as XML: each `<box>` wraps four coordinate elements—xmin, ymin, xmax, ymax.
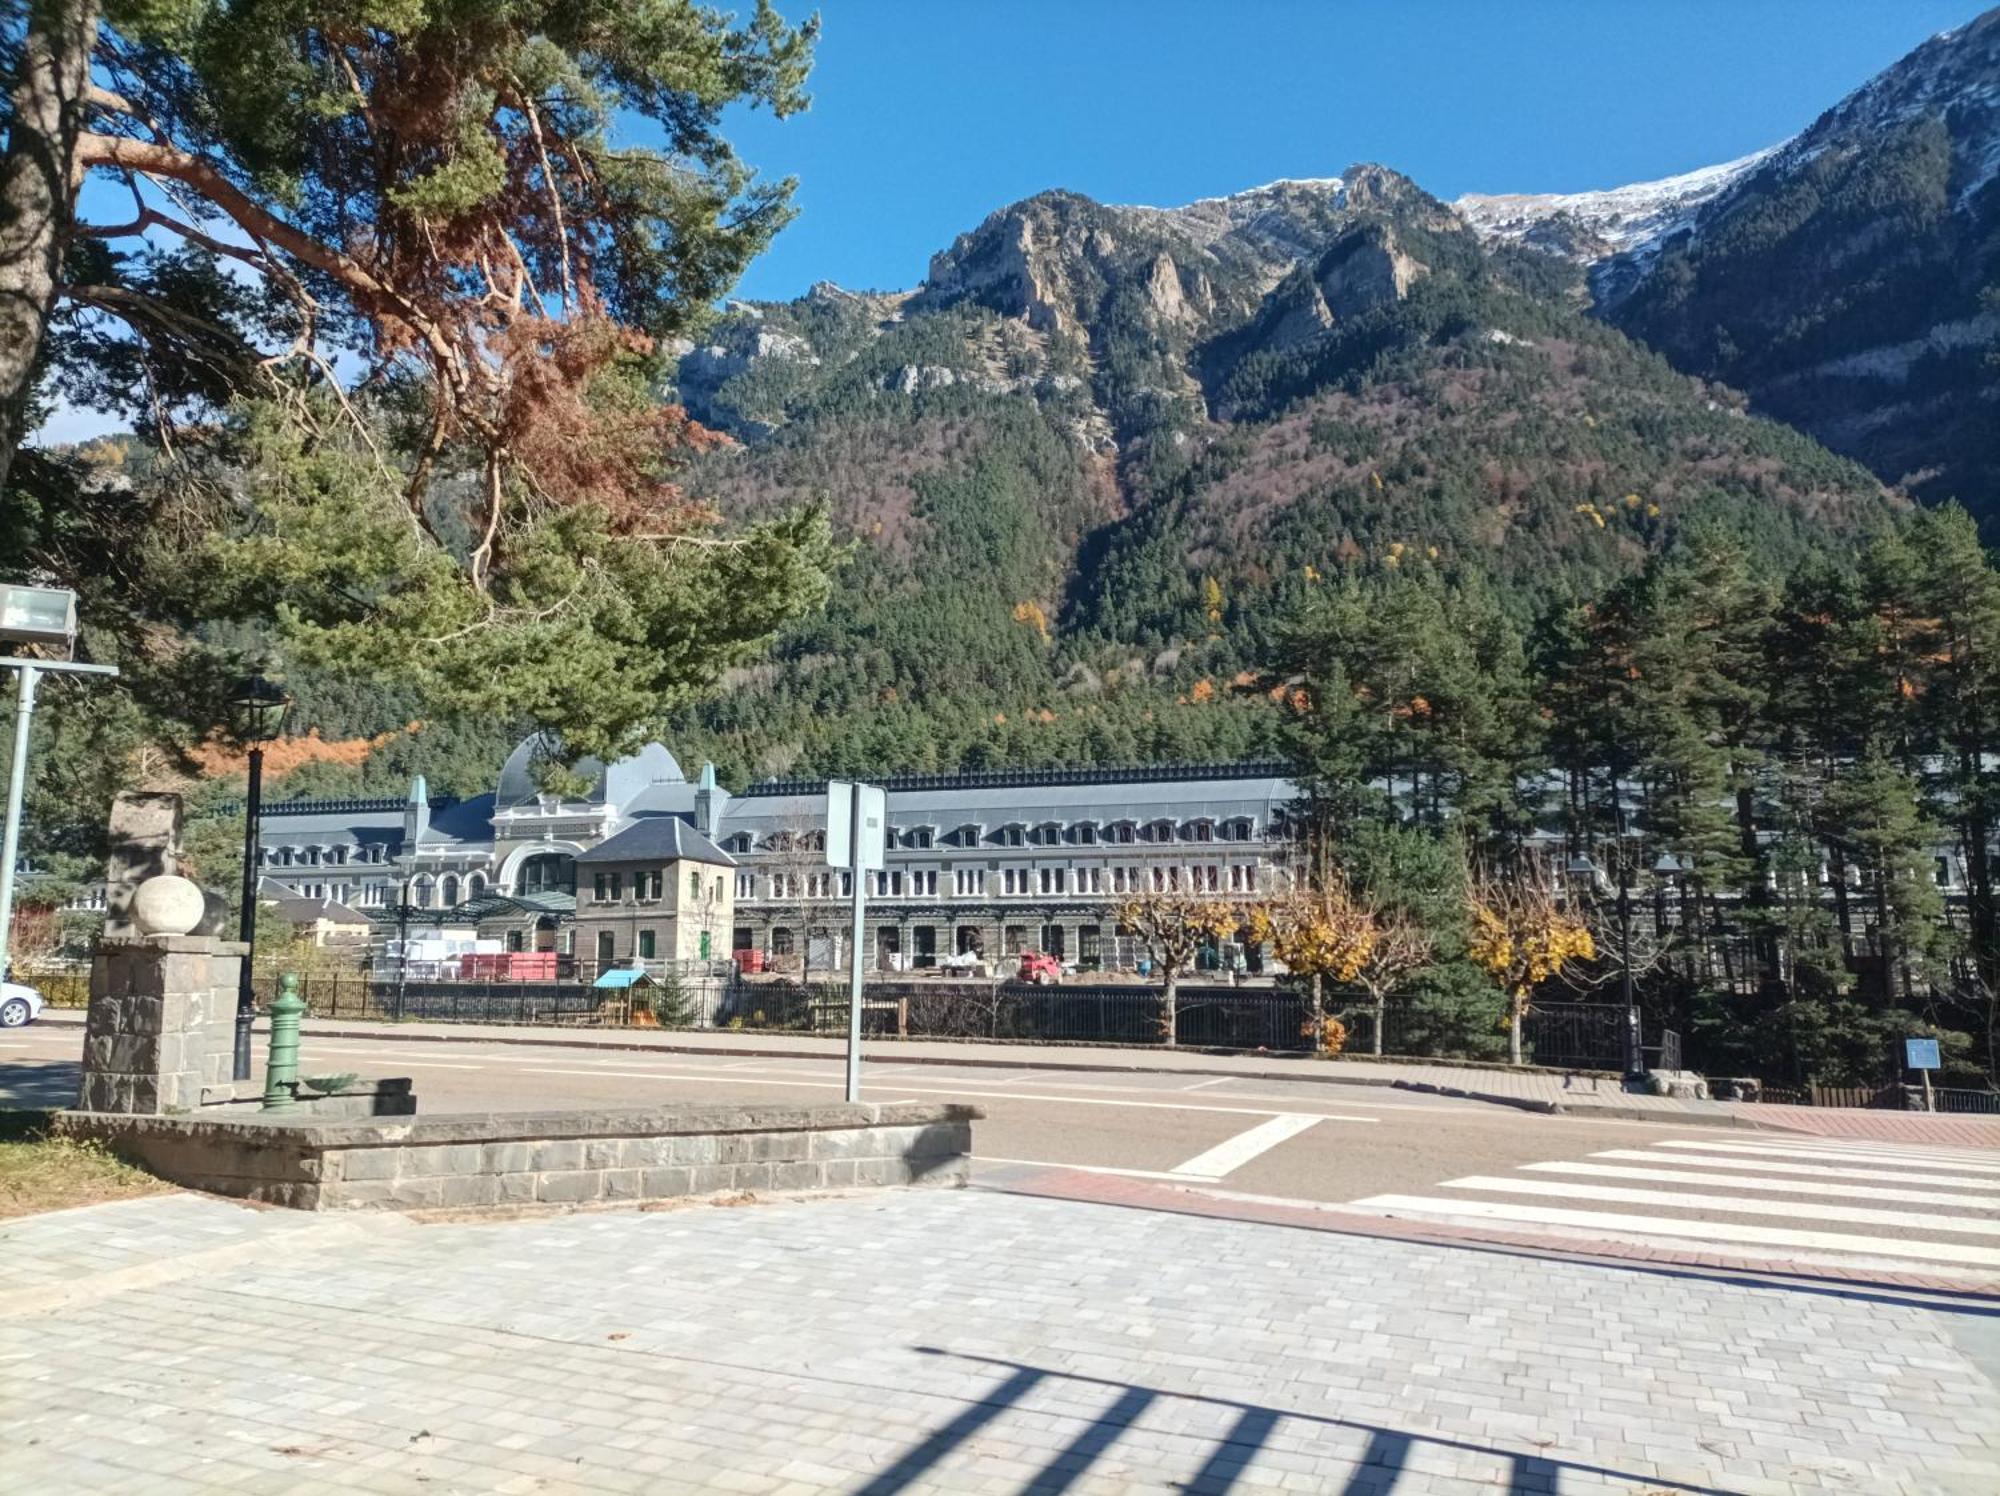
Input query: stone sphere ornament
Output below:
<box><xmin>131</xmin><ymin>875</ymin><xmax>207</xmax><ymax>937</ymax></box>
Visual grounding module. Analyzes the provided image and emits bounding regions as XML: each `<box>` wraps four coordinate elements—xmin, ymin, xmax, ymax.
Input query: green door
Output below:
<box><xmin>699</xmin><ymin>930</ymin><xmax>711</xmax><ymax>959</ymax></box>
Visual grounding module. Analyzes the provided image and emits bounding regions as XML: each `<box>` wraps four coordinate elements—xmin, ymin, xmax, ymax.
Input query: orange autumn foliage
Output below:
<box><xmin>192</xmin><ymin>725</ymin><xmax>416</xmax><ymax>782</ymax></box>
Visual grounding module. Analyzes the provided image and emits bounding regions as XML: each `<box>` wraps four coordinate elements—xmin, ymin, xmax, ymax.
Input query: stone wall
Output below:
<box><xmin>58</xmin><ymin>1101</ymin><xmax>976</xmax><ymax>1212</ymax></box>
<box><xmin>79</xmin><ymin>935</ymin><xmax>244</xmax><ymax>1113</ymax></box>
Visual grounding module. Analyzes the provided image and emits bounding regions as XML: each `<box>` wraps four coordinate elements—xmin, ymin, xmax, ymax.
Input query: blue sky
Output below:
<box><xmin>719</xmin><ymin>0</ymin><xmax>1988</xmax><ymax>301</ymax></box>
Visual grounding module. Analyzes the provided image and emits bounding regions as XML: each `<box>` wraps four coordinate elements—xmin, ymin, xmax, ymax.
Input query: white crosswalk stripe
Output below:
<box><xmin>1652</xmin><ymin>1137</ymin><xmax>2000</xmax><ymax>1174</ymax></box>
<box><xmin>1349</xmin><ymin>1133</ymin><xmax>2000</xmax><ymax>1275</ymax></box>
<box><xmin>1580</xmin><ymin>1147</ymin><xmax>2000</xmax><ymax>1192</ymax></box>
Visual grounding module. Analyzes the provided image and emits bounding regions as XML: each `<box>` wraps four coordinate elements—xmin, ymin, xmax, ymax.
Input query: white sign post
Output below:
<box><xmin>826</xmin><ymin>781</ymin><xmax>886</xmax><ymax>1102</ymax></box>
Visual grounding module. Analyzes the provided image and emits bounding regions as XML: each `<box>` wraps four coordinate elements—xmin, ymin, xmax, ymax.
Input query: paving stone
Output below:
<box><xmin>3</xmin><ymin>1188</ymin><xmax>1997</xmax><ymax>1494</ymax></box>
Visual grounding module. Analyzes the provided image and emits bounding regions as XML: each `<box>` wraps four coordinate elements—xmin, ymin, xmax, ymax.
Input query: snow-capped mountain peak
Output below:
<box><xmin>1452</xmin><ymin>149</ymin><xmax>1780</xmax><ymax>261</ymax></box>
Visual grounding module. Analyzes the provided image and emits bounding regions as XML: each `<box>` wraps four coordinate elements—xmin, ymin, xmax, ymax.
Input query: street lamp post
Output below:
<box><xmin>1567</xmin><ymin>849</ymin><xmax>1643</xmax><ymax>1080</ymax></box>
<box><xmin>230</xmin><ymin>671</ymin><xmax>291</xmax><ymax>1081</ymax></box>
<box><xmin>0</xmin><ymin>585</ymin><xmax>118</xmax><ymax>981</ymax></box>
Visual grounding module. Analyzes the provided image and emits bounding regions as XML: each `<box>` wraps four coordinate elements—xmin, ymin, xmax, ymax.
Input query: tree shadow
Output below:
<box><xmin>0</xmin><ymin>1059</ymin><xmax>77</xmax><ymax>1110</ymax></box>
<box><xmin>854</xmin><ymin>1347</ymin><xmax>1741</xmax><ymax>1496</ymax></box>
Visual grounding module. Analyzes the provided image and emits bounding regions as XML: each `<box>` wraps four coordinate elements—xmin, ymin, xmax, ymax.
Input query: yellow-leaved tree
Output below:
<box><xmin>1249</xmin><ymin>871</ymin><xmax>1376</xmax><ymax>1055</ymax></box>
<box><xmin>1467</xmin><ymin>865</ymin><xmax>1596</xmax><ymax>1065</ymax></box>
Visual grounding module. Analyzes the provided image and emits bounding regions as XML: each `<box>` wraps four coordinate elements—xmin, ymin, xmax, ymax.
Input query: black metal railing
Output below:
<box><xmin>772</xmin><ymin>981</ymin><xmax>1313</xmax><ymax>1051</ymax></box>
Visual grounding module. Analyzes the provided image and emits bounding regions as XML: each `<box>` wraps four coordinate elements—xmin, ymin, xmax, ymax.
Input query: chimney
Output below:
<box><xmin>694</xmin><ymin>762</ymin><xmax>717</xmax><ymax>835</ymax></box>
<box><xmin>403</xmin><ymin>774</ymin><xmax>431</xmax><ymax>851</ymax></box>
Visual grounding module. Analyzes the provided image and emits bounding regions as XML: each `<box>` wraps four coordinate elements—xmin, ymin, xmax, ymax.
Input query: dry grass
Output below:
<box><xmin>0</xmin><ymin>1111</ymin><xmax>173</xmax><ymax>1218</ymax></box>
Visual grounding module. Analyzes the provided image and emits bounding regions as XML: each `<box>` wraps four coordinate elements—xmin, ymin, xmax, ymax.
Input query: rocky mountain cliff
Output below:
<box><xmin>663</xmin><ymin>163</ymin><xmax>1895</xmax><ymax>781</ymax></box>
<box><xmin>1459</xmin><ymin>9</ymin><xmax>2000</xmax><ymax>518</ymax></box>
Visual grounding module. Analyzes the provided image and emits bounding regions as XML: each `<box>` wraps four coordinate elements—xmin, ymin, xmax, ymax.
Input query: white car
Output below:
<box><xmin>0</xmin><ymin>981</ymin><xmax>44</xmax><ymax>1028</ymax></box>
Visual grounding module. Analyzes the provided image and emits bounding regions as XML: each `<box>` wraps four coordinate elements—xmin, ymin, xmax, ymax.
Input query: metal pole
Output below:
<box><xmin>233</xmin><ymin>744</ymin><xmax>264</xmax><ymax>1080</ymax></box>
<box><xmin>396</xmin><ymin>879</ymin><xmax>411</xmax><ymax>1021</ymax></box>
<box><xmin>0</xmin><ymin>664</ymin><xmax>40</xmax><ymax>980</ymax></box>
<box><xmin>845</xmin><ymin>788</ymin><xmax>866</xmax><ymax>1104</ymax></box>
<box><xmin>1618</xmin><ymin>874</ymin><xmax>1640</xmax><ymax>1077</ymax></box>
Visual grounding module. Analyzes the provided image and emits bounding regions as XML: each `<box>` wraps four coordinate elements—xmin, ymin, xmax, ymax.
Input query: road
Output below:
<box><xmin>7</xmin><ymin>1019</ymin><xmax>1997</xmax><ymax>1284</ymax></box>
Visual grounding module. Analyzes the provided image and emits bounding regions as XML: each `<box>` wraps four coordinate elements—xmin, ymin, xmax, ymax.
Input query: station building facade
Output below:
<box><xmin>252</xmin><ymin>733</ymin><xmax>1296</xmax><ymax>971</ymax></box>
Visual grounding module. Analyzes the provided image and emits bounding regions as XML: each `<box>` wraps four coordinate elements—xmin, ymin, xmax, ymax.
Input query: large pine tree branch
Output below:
<box><xmin>70</xmin><ymin>132</ymin><xmax>469</xmax><ymax>396</ymax></box>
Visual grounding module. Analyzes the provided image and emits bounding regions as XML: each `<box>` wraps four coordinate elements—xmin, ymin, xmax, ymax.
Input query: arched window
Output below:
<box><xmin>411</xmin><ymin>875</ymin><xmax>435</xmax><ymax>908</ymax></box>
<box><xmin>441</xmin><ymin>874</ymin><xmax>460</xmax><ymax>907</ymax></box>
<box><xmin>467</xmin><ymin>873</ymin><xmax>487</xmax><ymax>897</ymax></box>
<box><xmin>517</xmin><ymin>852</ymin><xmax>575</xmax><ymax>895</ymax></box>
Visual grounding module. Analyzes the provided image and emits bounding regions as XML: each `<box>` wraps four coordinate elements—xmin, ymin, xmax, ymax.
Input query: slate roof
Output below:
<box><xmin>573</xmin><ymin>815</ymin><xmax>735</xmax><ymax>867</ymax></box>
<box><xmin>257</xmin><ymin>877</ymin><xmax>370</xmax><ymax>926</ymax></box>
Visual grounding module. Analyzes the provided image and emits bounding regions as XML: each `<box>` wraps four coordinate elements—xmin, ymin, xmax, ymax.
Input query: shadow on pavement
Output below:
<box><xmin>867</xmin><ymin>1348</ymin><xmax>1735</xmax><ymax>1496</ymax></box>
<box><xmin>0</xmin><ymin>1059</ymin><xmax>77</xmax><ymax>1110</ymax></box>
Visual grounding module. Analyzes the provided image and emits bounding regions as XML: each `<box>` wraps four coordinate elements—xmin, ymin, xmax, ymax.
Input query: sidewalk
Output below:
<box><xmin>3</xmin><ymin>1185</ymin><xmax>1995</xmax><ymax>1493</ymax></box>
<box><xmin>39</xmin><ymin>1008</ymin><xmax>2000</xmax><ymax>1145</ymax></box>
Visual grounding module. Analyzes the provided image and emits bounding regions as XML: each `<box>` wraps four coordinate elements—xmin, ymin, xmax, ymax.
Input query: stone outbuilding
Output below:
<box><xmin>572</xmin><ymin>817</ymin><xmax>735</xmax><ymax>969</ymax></box>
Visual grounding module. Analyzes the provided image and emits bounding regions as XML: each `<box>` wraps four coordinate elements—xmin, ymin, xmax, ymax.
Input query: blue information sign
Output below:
<box><xmin>1904</xmin><ymin>1037</ymin><xmax>1941</xmax><ymax>1071</ymax></box>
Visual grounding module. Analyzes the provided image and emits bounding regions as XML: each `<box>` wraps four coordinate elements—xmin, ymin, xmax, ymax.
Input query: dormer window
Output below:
<box><xmin>1189</xmin><ymin>820</ymin><xmax>1214</xmax><ymax>843</ymax></box>
<box><xmin>1149</xmin><ymin>820</ymin><xmax>1174</xmax><ymax>843</ymax></box>
<box><xmin>999</xmin><ymin>824</ymin><xmax>1025</xmax><ymax>847</ymax></box>
<box><xmin>956</xmin><ymin>823</ymin><xmax>982</xmax><ymax>847</ymax></box>
<box><xmin>1109</xmin><ymin>821</ymin><xmax>1135</xmax><ymax>844</ymax></box>
<box><xmin>1076</xmin><ymin>823</ymin><xmax>1097</xmax><ymax>845</ymax></box>
<box><xmin>908</xmin><ymin>827</ymin><xmax>934</xmax><ymax>849</ymax></box>
<box><xmin>1037</xmin><ymin>821</ymin><xmax>1062</xmax><ymax>846</ymax></box>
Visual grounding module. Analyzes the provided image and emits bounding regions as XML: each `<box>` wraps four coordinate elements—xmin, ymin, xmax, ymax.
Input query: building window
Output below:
<box><xmin>638</xmin><ymin>929</ymin><xmax>656</xmax><ymax>960</ymax></box>
<box><xmin>911</xmin><ymin>870</ymin><xmax>937</xmax><ymax>897</ymax></box>
<box><xmin>808</xmin><ymin>872</ymin><xmax>830</xmax><ymax>899</ymax></box>
<box><xmin>954</xmin><ymin>869</ymin><xmax>983</xmax><ymax>898</ymax></box>
<box><xmin>1080</xmin><ymin>867</ymin><xmax>1102</xmax><ymax>894</ymax></box>
<box><xmin>957</xmin><ymin>824</ymin><xmax>981</xmax><ymax>846</ymax></box>
<box><xmin>1003</xmin><ymin>868</ymin><xmax>1028</xmax><ymax>896</ymax></box>
<box><xmin>610</xmin><ymin>872</ymin><xmax>623</xmax><ymax>900</ymax></box>
<box><xmin>441</xmin><ymin>875</ymin><xmax>459</xmax><ymax>907</ymax></box>
<box><xmin>412</xmin><ymin>875</ymin><xmax>435</xmax><ymax>906</ymax></box>
<box><xmin>839</xmin><ymin>871</ymin><xmax>853</xmax><ymax>898</ymax></box>
<box><xmin>596</xmin><ymin>930</ymin><xmax>615</xmax><ymax>964</ymax></box>
<box><xmin>911</xmin><ymin>827</ymin><xmax>933</xmax><ymax>849</ymax></box>
<box><xmin>468</xmin><ymin>873</ymin><xmax>486</xmax><ymax>897</ymax></box>
<box><xmin>593</xmin><ymin>872</ymin><xmax>607</xmax><ymax>900</ymax></box>
<box><xmin>1112</xmin><ymin>823</ymin><xmax>1134</xmax><ymax>844</ymax></box>
<box><xmin>736</xmin><ymin>872</ymin><xmax>756</xmax><ymax>899</ymax></box>
<box><xmin>507</xmin><ymin>929</ymin><xmax>525</xmax><ymax>952</ymax></box>
<box><xmin>713</xmin><ymin>876</ymin><xmax>724</xmax><ymax>902</ymax></box>
<box><xmin>1001</xmin><ymin>825</ymin><xmax>1024</xmax><ymax>847</ymax></box>
<box><xmin>1191</xmin><ymin>821</ymin><xmax>1213</xmax><ymax>842</ymax></box>
<box><xmin>689</xmin><ymin>870</ymin><xmax>700</xmax><ymax>900</ymax></box>
<box><xmin>1150</xmin><ymin>821</ymin><xmax>1174</xmax><ymax>843</ymax></box>
<box><xmin>1037</xmin><ymin>867</ymin><xmax>1067</xmax><ymax>895</ymax></box>
<box><xmin>770</xmin><ymin>927</ymin><xmax>794</xmax><ymax>956</ymax></box>
<box><xmin>1077</xmin><ymin>824</ymin><xmax>1097</xmax><ymax>845</ymax></box>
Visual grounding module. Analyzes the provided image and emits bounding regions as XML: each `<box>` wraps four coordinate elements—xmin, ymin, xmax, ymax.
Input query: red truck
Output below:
<box><xmin>1016</xmin><ymin>950</ymin><xmax>1063</xmax><ymax>986</ymax></box>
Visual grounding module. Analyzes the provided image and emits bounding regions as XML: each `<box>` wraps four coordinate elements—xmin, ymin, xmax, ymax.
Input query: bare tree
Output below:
<box><xmin>1117</xmin><ymin>889</ymin><xmax>1236</xmax><ymax>1046</ymax></box>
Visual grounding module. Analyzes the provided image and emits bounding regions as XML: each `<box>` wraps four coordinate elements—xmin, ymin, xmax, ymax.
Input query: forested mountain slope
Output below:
<box><xmin>659</xmin><ymin>171</ymin><xmax>1894</xmax><ymax>783</ymax></box>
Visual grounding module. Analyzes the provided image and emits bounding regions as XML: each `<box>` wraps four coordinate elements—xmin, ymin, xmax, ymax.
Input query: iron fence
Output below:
<box><xmin>780</xmin><ymin>981</ymin><xmax>1314</xmax><ymax>1051</ymax></box>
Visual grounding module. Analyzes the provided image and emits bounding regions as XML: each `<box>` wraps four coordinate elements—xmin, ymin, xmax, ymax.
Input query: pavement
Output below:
<box><xmin>3</xmin><ymin>1181</ymin><xmax>1998</xmax><ymax>1494</ymax></box>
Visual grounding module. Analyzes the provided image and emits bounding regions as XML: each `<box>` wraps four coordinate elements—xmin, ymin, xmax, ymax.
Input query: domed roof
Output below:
<box><xmin>495</xmin><ymin>733</ymin><xmax>684</xmax><ymax>809</ymax></box>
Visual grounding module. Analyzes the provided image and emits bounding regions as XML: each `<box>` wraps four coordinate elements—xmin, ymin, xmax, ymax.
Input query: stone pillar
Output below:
<box><xmin>79</xmin><ymin>935</ymin><xmax>247</xmax><ymax>1114</ymax></box>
